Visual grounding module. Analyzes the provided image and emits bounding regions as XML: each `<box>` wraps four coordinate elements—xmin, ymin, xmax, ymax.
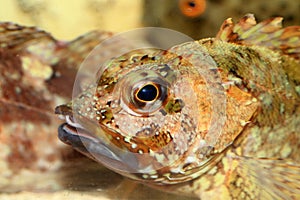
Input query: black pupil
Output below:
<box><xmin>188</xmin><ymin>1</ymin><xmax>196</xmax><ymax>7</ymax></box>
<box><xmin>137</xmin><ymin>84</ymin><xmax>158</xmax><ymax>102</ymax></box>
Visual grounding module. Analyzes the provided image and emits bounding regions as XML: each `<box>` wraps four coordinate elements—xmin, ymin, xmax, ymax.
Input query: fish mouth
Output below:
<box><xmin>55</xmin><ymin>104</ymin><xmax>98</xmax><ymax>153</ymax></box>
<box><xmin>58</xmin><ymin>122</ymin><xmax>113</xmax><ymax>160</ymax></box>
<box><xmin>57</xmin><ymin>112</ymin><xmax>140</xmax><ymax>173</ymax></box>
<box><xmin>57</xmin><ymin>115</ymin><xmax>122</xmax><ymax>162</ymax></box>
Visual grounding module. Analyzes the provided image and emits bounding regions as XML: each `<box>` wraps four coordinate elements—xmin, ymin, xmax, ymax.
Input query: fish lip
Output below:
<box><xmin>65</xmin><ymin>114</ymin><xmax>85</xmax><ymax>130</ymax></box>
<box><xmin>57</xmin><ymin>114</ymin><xmax>105</xmax><ymax>147</ymax></box>
<box><xmin>58</xmin><ymin>122</ymin><xmax>141</xmax><ymax>174</ymax></box>
<box><xmin>58</xmin><ymin>117</ymin><xmax>144</xmax><ymax>174</ymax></box>
<box><xmin>57</xmin><ymin>121</ymin><xmax>110</xmax><ymax>155</ymax></box>
<box><xmin>58</xmin><ymin>118</ymin><xmax>123</xmax><ymax>155</ymax></box>
<box><xmin>58</xmin><ymin>123</ymin><xmax>75</xmax><ymax>146</ymax></box>
<box><xmin>57</xmin><ymin>122</ymin><xmax>101</xmax><ymax>154</ymax></box>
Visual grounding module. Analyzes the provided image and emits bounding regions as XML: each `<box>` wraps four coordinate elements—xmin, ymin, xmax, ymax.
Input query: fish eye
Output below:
<box><xmin>116</xmin><ymin>69</ymin><xmax>170</xmax><ymax>116</ymax></box>
<box><xmin>179</xmin><ymin>0</ymin><xmax>206</xmax><ymax>18</ymax></box>
<box><xmin>135</xmin><ymin>83</ymin><xmax>160</xmax><ymax>103</ymax></box>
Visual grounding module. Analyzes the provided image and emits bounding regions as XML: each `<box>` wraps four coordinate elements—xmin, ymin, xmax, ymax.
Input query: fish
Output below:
<box><xmin>0</xmin><ymin>21</ymin><xmax>119</xmax><ymax>192</ymax></box>
<box><xmin>0</xmin><ymin>21</ymin><xmax>193</xmax><ymax>199</ymax></box>
<box><xmin>143</xmin><ymin>0</ymin><xmax>300</xmax><ymax>39</ymax></box>
<box><xmin>55</xmin><ymin>14</ymin><xmax>300</xmax><ymax>199</ymax></box>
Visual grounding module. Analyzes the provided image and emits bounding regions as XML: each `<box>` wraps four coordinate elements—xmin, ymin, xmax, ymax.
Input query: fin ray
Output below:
<box><xmin>216</xmin><ymin>14</ymin><xmax>300</xmax><ymax>60</ymax></box>
<box><xmin>233</xmin><ymin>156</ymin><xmax>300</xmax><ymax>200</ymax></box>
<box><xmin>0</xmin><ymin>22</ymin><xmax>113</xmax><ymax>65</ymax></box>
<box><xmin>0</xmin><ymin>22</ymin><xmax>57</xmax><ymax>49</ymax></box>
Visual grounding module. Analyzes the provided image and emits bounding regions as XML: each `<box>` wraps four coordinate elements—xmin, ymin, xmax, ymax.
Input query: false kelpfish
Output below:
<box><xmin>56</xmin><ymin>14</ymin><xmax>300</xmax><ymax>199</ymax></box>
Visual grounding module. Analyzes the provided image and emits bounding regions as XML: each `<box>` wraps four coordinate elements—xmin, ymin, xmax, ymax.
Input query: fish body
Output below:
<box><xmin>56</xmin><ymin>15</ymin><xmax>300</xmax><ymax>199</ymax></box>
<box><xmin>0</xmin><ymin>22</ymin><xmax>116</xmax><ymax>192</ymax></box>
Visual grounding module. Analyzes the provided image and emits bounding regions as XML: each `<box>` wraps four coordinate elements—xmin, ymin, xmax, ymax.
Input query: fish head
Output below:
<box><xmin>55</xmin><ymin>41</ymin><xmax>256</xmax><ymax>184</ymax></box>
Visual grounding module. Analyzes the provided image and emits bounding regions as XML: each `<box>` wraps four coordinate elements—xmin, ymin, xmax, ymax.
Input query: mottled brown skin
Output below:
<box><xmin>0</xmin><ymin>23</ymin><xmax>87</xmax><ymax>191</ymax></box>
<box><xmin>56</xmin><ymin>15</ymin><xmax>300</xmax><ymax>199</ymax></box>
<box><xmin>143</xmin><ymin>0</ymin><xmax>300</xmax><ymax>39</ymax></box>
<box><xmin>181</xmin><ymin>39</ymin><xmax>300</xmax><ymax>199</ymax></box>
<box><xmin>0</xmin><ymin>23</ymin><xmax>112</xmax><ymax>190</ymax></box>
<box><xmin>153</xmin><ymin>17</ymin><xmax>300</xmax><ymax>199</ymax></box>
<box><xmin>158</xmin><ymin>17</ymin><xmax>300</xmax><ymax>199</ymax></box>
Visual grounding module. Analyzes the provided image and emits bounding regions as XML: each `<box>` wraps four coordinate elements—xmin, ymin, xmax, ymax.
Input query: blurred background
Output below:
<box><xmin>0</xmin><ymin>0</ymin><xmax>299</xmax><ymax>199</ymax></box>
<box><xmin>0</xmin><ymin>0</ymin><xmax>299</xmax><ymax>40</ymax></box>
<box><xmin>143</xmin><ymin>0</ymin><xmax>300</xmax><ymax>38</ymax></box>
<box><xmin>0</xmin><ymin>0</ymin><xmax>143</xmax><ymax>39</ymax></box>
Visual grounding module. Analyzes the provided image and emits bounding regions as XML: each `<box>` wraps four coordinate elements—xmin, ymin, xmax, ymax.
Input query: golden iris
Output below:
<box><xmin>135</xmin><ymin>83</ymin><xmax>159</xmax><ymax>102</ymax></box>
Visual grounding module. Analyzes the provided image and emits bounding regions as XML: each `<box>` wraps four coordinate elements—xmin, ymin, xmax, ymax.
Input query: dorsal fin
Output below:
<box><xmin>216</xmin><ymin>14</ymin><xmax>300</xmax><ymax>60</ymax></box>
<box><xmin>0</xmin><ymin>22</ymin><xmax>57</xmax><ymax>49</ymax></box>
<box><xmin>0</xmin><ymin>22</ymin><xmax>113</xmax><ymax>65</ymax></box>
